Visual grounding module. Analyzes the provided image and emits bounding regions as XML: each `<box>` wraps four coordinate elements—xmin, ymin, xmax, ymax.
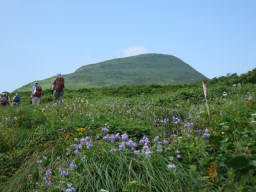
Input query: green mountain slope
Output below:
<box><xmin>17</xmin><ymin>53</ymin><xmax>207</xmax><ymax>91</ymax></box>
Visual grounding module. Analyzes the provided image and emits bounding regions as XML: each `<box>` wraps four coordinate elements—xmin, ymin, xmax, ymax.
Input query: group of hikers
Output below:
<box><xmin>0</xmin><ymin>92</ymin><xmax>20</xmax><ymax>106</ymax></box>
<box><xmin>0</xmin><ymin>74</ymin><xmax>65</xmax><ymax>106</ymax></box>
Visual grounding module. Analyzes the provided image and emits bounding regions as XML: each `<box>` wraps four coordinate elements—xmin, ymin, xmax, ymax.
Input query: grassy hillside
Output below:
<box><xmin>1</xmin><ymin>69</ymin><xmax>256</xmax><ymax>191</ymax></box>
<box><xmin>17</xmin><ymin>54</ymin><xmax>207</xmax><ymax>92</ymax></box>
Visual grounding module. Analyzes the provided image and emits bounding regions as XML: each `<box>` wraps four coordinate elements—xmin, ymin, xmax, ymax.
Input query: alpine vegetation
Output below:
<box><xmin>0</xmin><ymin>68</ymin><xmax>256</xmax><ymax>191</ymax></box>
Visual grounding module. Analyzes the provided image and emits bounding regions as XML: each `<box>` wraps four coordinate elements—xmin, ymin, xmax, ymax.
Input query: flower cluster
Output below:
<box><xmin>172</xmin><ymin>116</ymin><xmax>181</xmax><ymax>124</ymax></box>
<box><xmin>176</xmin><ymin>150</ymin><xmax>181</xmax><ymax>159</ymax></box>
<box><xmin>69</xmin><ymin>161</ymin><xmax>77</xmax><ymax>169</ymax></box>
<box><xmin>156</xmin><ymin>145</ymin><xmax>163</xmax><ymax>153</ymax></box>
<box><xmin>139</xmin><ymin>136</ymin><xmax>150</xmax><ymax>146</ymax></box>
<box><xmin>103</xmin><ymin>134</ymin><xmax>115</xmax><ymax>142</ymax></box>
<box><xmin>160</xmin><ymin>118</ymin><xmax>168</xmax><ymax>123</ymax></box>
<box><xmin>184</xmin><ymin>122</ymin><xmax>194</xmax><ymax>127</ymax></box>
<box><xmin>40</xmin><ymin>123</ymin><xmax>214</xmax><ymax>190</ymax></box>
<box><xmin>43</xmin><ymin>169</ymin><xmax>52</xmax><ymax>186</ymax></box>
<box><xmin>203</xmin><ymin>129</ymin><xmax>210</xmax><ymax>138</ymax></box>
<box><xmin>66</xmin><ymin>184</ymin><xmax>76</xmax><ymax>192</ymax></box>
<box><xmin>59</xmin><ymin>169</ymin><xmax>69</xmax><ymax>176</ymax></box>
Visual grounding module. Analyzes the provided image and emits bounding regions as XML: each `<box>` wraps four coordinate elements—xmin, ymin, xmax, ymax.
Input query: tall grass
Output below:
<box><xmin>1</xmin><ymin>73</ymin><xmax>256</xmax><ymax>191</ymax></box>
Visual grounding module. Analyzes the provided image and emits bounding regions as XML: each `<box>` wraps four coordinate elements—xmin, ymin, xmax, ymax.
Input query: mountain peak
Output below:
<box><xmin>17</xmin><ymin>53</ymin><xmax>207</xmax><ymax>91</ymax></box>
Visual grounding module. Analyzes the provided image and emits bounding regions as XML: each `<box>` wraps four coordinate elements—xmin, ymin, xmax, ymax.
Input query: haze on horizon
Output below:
<box><xmin>0</xmin><ymin>0</ymin><xmax>255</xmax><ymax>92</ymax></box>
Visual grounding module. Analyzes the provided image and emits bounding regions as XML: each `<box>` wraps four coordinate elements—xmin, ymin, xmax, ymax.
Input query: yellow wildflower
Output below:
<box><xmin>245</xmin><ymin>147</ymin><xmax>251</xmax><ymax>153</ymax></box>
<box><xmin>208</xmin><ymin>162</ymin><xmax>217</xmax><ymax>182</ymax></box>
<box><xmin>76</xmin><ymin>128</ymin><xmax>86</xmax><ymax>132</ymax></box>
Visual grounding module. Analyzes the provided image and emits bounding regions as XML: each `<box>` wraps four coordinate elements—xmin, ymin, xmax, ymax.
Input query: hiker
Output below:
<box><xmin>52</xmin><ymin>74</ymin><xmax>65</xmax><ymax>103</ymax></box>
<box><xmin>31</xmin><ymin>82</ymin><xmax>42</xmax><ymax>105</ymax></box>
<box><xmin>13</xmin><ymin>93</ymin><xmax>21</xmax><ymax>106</ymax></box>
<box><xmin>0</xmin><ymin>92</ymin><xmax>10</xmax><ymax>106</ymax></box>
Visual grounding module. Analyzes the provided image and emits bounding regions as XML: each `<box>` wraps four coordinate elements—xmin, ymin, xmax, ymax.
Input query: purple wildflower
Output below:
<box><xmin>66</xmin><ymin>148</ymin><xmax>71</xmax><ymax>156</ymax></box>
<box><xmin>125</xmin><ymin>140</ymin><xmax>137</xmax><ymax>150</ymax></box>
<box><xmin>71</xmin><ymin>144</ymin><xmax>82</xmax><ymax>150</ymax></box>
<box><xmin>134</xmin><ymin>150</ymin><xmax>140</xmax><ymax>155</ymax></box>
<box><xmin>80</xmin><ymin>138</ymin><xmax>87</xmax><ymax>145</ymax></box>
<box><xmin>172</xmin><ymin>116</ymin><xmax>181</xmax><ymax>124</ymax></box>
<box><xmin>163</xmin><ymin>140</ymin><xmax>169</xmax><ymax>147</ymax></box>
<box><xmin>203</xmin><ymin>129</ymin><xmax>210</xmax><ymax>138</ymax></box>
<box><xmin>115</xmin><ymin>133</ymin><xmax>121</xmax><ymax>140</ymax></box>
<box><xmin>84</xmin><ymin>136</ymin><xmax>92</xmax><ymax>142</ymax></box>
<box><xmin>68</xmin><ymin>184</ymin><xmax>72</xmax><ymax>188</ymax></box>
<box><xmin>69</xmin><ymin>161</ymin><xmax>77</xmax><ymax>169</ymax></box>
<box><xmin>60</xmin><ymin>170</ymin><xmax>69</xmax><ymax>176</ymax></box>
<box><xmin>81</xmin><ymin>156</ymin><xmax>86</xmax><ymax>162</ymax></box>
<box><xmin>119</xmin><ymin>142</ymin><xmax>125</xmax><ymax>151</ymax></box>
<box><xmin>46</xmin><ymin>180</ymin><xmax>52</xmax><ymax>186</ymax></box>
<box><xmin>102</xmin><ymin>127</ymin><xmax>109</xmax><ymax>133</ymax></box>
<box><xmin>86</xmin><ymin>142</ymin><xmax>93</xmax><ymax>149</ymax></box>
<box><xmin>109</xmin><ymin>135</ymin><xmax>116</xmax><ymax>143</ymax></box>
<box><xmin>203</xmin><ymin>133</ymin><xmax>210</xmax><ymax>138</ymax></box>
<box><xmin>156</xmin><ymin>145</ymin><xmax>163</xmax><ymax>153</ymax></box>
<box><xmin>184</xmin><ymin>122</ymin><xmax>193</xmax><ymax>127</ymax></box>
<box><xmin>66</xmin><ymin>184</ymin><xmax>76</xmax><ymax>192</ymax></box>
<box><xmin>45</xmin><ymin>170</ymin><xmax>52</xmax><ymax>176</ymax></box>
<box><xmin>160</xmin><ymin>119</ymin><xmax>167</xmax><ymax>123</ymax></box>
<box><xmin>74</xmin><ymin>138</ymin><xmax>78</xmax><ymax>142</ymax></box>
<box><xmin>142</xmin><ymin>145</ymin><xmax>149</xmax><ymax>153</ymax></box>
<box><xmin>43</xmin><ymin>176</ymin><xmax>52</xmax><ymax>186</ymax></box>
<box><xmin>121</xmin><ymin>133</ymin><xmax>129</xmax><ymax>141</ymax></box>
<box><xmin>74</xmin><ymin>150</ymin><xmax>80</xmax><ymax>156</ymax></box>
<box><xmin>110</xmin><ymin>148</ymin><xmax>117</xmax><ymax>153</ymax></box>
<box><xmin>144</xmin><ymin>150</ymin><xmax>152</xmax><ymax>158</ymax></box>
<box><xmin>103</xmin><ymin>134</ymin><xmax>115</xmax><ymax>142</ymax></box>
<box><xmin>139</xmin><ymin>136</ymin><xmax>150</xmax><ymax>145</ymax></box>
<box><xmin>81</xmin><ymin>137</ymin><xmax>93</xmax><ymax>147</ymax></box>
<box><xmin>153</xmin><ymin>136</ymin><xmax>159</xmax><ymax>142</ymax></box>
<box><xmin>103</xmin><ymin>134</ymin><xmax>110</xmax><ymax>140</ymax></box>
<box><xmin>167</xmin><ymin>164</ymin><xmax>176</xmax><ymax>169</ymax></box>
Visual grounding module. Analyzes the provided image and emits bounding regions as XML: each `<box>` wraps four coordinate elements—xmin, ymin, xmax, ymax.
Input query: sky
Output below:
<box><xmin>0</xmin><ymin>0</ymin><xmax>255</xmax><ymax>92</ymax></box>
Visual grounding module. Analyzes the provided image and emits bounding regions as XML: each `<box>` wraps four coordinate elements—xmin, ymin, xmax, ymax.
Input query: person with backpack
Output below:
<box><xmin>13</xmin><ymin>93</ymin><xmax>20</xmax><ymax>106</ymax></box>
<box><xmin>52</xmin><ymin>74</ymin><xmax>65</xmax><ymax>103</ymax></box>
<box><xmin>31</xmin><ymin>82</ymin><xmax>42</xmax><ymax>105</ymax></box>
<box><xmin>0</xmin><ymin>92</ymin><xmax>10</xmax><ymax>106</ymax></box>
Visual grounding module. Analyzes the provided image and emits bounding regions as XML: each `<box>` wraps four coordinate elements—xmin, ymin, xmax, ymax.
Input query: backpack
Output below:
<box><xmin>14</xmin><ymin>95</ymin><xmax>20</xmax><ymax>102</ymax></box>
<box><xmin>1</xmin><ymin>94</ymin><xmax>8</xmax><ymax>105</ymax></box>
<box><xmin>56</xmin><ymin>76</ymin><xmax>64</xmax><ymax>91</ymax></box>
<box><xmin>33</xmin><ymin>86</ymin><xmax>42</xmax><ymax>97</ymax></box>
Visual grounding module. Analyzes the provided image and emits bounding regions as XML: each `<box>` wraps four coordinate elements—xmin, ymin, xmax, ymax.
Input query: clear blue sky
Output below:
<box><xmin>0</xmin><ymin>0</ymin><xmax>255</xmax><ymax>92</ymax></box>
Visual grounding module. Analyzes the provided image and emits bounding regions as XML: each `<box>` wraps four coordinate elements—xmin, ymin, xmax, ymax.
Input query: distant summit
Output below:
<box><xmin>17</xmin><ymin>53</ymin><xmax>207</xmax><ymax>91</ymax></box>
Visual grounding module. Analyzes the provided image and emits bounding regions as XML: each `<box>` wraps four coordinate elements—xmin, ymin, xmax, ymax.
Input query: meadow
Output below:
<box><xmin>0</xmin><ymin>69</ymin><xmax>256</xmax><ymax>192</ymax></box>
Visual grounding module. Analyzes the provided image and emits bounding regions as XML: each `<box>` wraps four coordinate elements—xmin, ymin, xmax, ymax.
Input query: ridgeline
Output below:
<box><xmin>16</xmin><ymin>53</ymin><xmax>207</xmax><ymax>92</ymax></box>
